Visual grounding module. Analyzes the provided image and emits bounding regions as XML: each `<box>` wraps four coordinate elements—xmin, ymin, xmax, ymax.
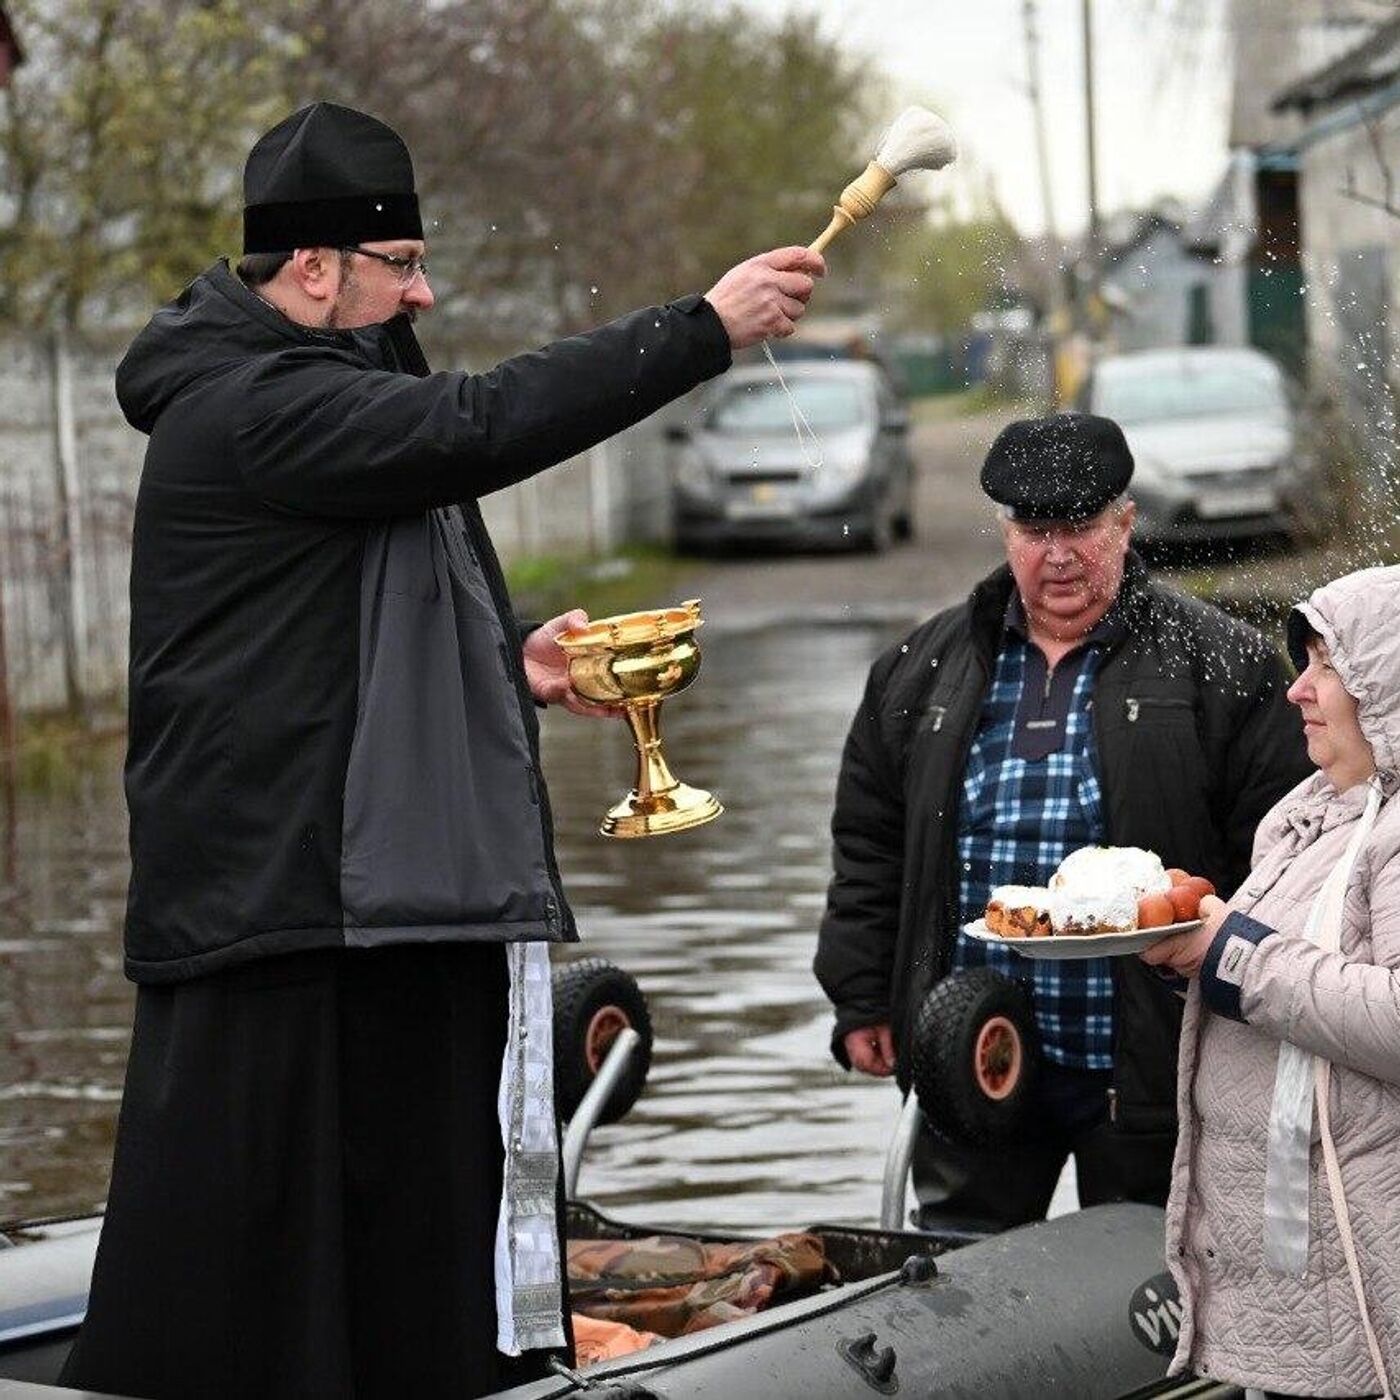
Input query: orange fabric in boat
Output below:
<box><xmin>571</xmin><ymin>1314</ymin><xmax>663</xmax><ymax>1365</ymax></box>
<box><xmin>567</xmin><ymin>1232</ymin><xmax>835</xmax><ymax>1338</ymax></box>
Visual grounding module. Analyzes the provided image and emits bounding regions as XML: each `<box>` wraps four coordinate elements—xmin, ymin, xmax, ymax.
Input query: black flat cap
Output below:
<box><xmin>981</xmin><ymin>412</ymin><xmax>1134</xmax><ymax>522</ymax></box>
<box><xmin>243</xmin><ymin>102</ymin><xmax>422</xmax><ymax>255</ymax></box>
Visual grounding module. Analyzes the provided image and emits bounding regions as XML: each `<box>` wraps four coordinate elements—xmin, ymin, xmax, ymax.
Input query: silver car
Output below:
<box><xmin>668</xmin><ymin>360</ymin><xmax>915</xmax><ymax>552</ymax></box>
<box><xmin>1081</xmin><ymin>347</ymin><xmax>1311</xmax><ymax>543</ymax></box>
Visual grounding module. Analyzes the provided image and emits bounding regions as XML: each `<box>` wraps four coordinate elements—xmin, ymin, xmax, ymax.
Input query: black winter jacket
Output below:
<box><xmin>814</xmin><ymin>555</ymin><xmax>1312</xmax><ymax>1133</ymax></box>
<box><xmin>117</xmin><ymin>261</ymin><xmax>731</xmax><ymax>982</ymax></box>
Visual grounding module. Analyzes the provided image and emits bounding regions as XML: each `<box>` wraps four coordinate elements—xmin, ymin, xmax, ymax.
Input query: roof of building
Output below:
<box><xmin>1097</xmin><ymin>210</ymin><xmax>1192</xmax><ymax>268</ymax></box>
<box><xmin>1273</xmin><ymin>16</ymin><xmax>1400</xmax><ymax>115</ymax></box>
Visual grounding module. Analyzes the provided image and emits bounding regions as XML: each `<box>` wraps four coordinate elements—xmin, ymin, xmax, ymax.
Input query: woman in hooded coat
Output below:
<box><xmin>1141</xmin><ymin>564</ymin><xmax>1400</xmax><ymax>1399</ymax></box>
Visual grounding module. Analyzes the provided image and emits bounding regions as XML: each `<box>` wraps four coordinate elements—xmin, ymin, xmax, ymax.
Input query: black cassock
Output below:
<box><xmin>62</xmin><ymin>943</ymin><xmax>572</xmax><ymax>1399</ymax></box>
<box><xmin>78</xmin><ymin>241</ymin><xmax>727</xmax><ymax>1400</ymax></box>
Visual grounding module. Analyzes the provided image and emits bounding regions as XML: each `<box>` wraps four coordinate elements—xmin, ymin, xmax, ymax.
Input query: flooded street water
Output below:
<box><xmin>0</xmin><ymin>408</ymin><xmax>1087</xmax><ymax>1238</ymax></box>
<box><xmin>0</xmin><ymin>619</ymin><xmax>936</xmax><ymax>1235</ymax></box>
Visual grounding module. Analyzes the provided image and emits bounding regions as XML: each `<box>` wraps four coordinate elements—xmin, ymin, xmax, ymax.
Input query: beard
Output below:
<box><xmin>325</xmin><ymin>291</ymin><xmax>416</xmax><ymax>330</ymax></box>
<box><xmin>325</xmin><ymin>295</ymin><xmax>354</xmax><ymax>330</ymax></box>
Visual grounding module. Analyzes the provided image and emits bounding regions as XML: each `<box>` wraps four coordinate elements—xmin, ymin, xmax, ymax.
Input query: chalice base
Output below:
<box><xmin>601</xmin><ymin>783</ymin><xmax>723</xmax><ymax>839</ymax></box>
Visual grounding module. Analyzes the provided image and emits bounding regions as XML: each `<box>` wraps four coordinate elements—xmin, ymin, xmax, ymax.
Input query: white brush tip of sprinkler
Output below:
<box><xmin>875</xmin><ymin>106</ymin><xmax>958</xmax><ymax>176</ymax></box>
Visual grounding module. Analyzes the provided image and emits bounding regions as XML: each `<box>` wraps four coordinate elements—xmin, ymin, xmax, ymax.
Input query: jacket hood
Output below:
<box><xmin>116</xmin><ymin>260</ymin><xmax>414</xmax><ymax>434</ymax></box>
<box><xmin>1288</xmin><ymin>564</ymin><xmax>1400</xmax><ymax>776</ymax></box>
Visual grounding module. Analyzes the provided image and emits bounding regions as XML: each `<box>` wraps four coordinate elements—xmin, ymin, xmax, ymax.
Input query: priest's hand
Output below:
<box><xmin>705</xmin><ymin>247</ymin><xmax>826</xmax><ymax>349</ymax></box>
<box><xmin>844</xmin><ymin>1022</ymin><xmax>897</xmax><ymax>1077</ymax></box>
<box><xmin>523</xmin><ymin>610</ymin><xmax>618</xmax><ymax>718</ymax></box>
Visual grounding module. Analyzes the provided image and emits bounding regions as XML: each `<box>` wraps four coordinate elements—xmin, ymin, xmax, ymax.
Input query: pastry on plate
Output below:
<box><xmin>1051</xmin><ymin>846</ymin><xmax>1171</xmax><ymax>901</ymax></box>
<box><xmin>985</xmin><ymin>885</ymin><xmax>1053</xmax><ymax>937</ymax></box>
<box><xmin>1050</xmin><ymin>884</ymin><xmax>1139</xmax><ymax>936</ymax></box>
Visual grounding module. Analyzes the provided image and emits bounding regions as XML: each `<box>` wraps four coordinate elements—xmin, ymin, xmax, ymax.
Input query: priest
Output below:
<box><xmin>61</xmin><ymin>101</ymin><xmax>824</xmax><ymax>1400</ymax></box>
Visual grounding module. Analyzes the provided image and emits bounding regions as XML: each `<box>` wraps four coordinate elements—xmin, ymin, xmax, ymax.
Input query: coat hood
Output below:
<box><xmin>1288</xmin><ymin>564</ymin><xmax>1400</xmax><ymax>776</ymax></box>
<box><xmin>115</xmin><ymin>260</ymin><xmax>408</xmax><ymax>435</ymax></box>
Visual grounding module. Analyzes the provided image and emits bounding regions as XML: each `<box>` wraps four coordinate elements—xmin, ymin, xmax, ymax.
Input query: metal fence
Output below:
<box><xmin>0</xmin><ymin>332</ymin><xmax>682</xmax><ymax>719</ymax></box>
<box><xmin>0</xmin><ymin>333</ymin><xmax>140</xmax><ymax>716</ymax></box>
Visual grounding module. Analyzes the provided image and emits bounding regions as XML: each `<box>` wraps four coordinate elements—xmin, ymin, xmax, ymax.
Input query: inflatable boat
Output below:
<box><xmin>1</xmin><ymin>1200</ymin><xmax>1226</xmax><ymax>1400</ymax></box>
<box><xmin>0</xmin><ymin>962</ymin><xmax>1235</xmax><ymax>1399</ymax></box>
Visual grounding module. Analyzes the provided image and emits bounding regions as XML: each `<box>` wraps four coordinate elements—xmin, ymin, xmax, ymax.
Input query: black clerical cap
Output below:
<box><xmin>243</xmin><ymin>102</ymin><xmax>422</xmax><ymax>255</ymax></box>
<box><xmin>980</xmin><ymin>412</ymin><xmax>1134</xmax><ymax>522</ymax></box>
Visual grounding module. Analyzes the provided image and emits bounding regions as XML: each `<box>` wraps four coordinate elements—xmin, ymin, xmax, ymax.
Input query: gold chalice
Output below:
<box><xmin>557</xmin><ymin>599</ymin><xmax>722</xmax><ymax>838</ymax></box>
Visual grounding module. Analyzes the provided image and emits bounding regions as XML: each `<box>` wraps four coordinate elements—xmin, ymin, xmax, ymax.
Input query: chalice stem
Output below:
<box><xmin>625</xmin><ymin>699</ymin><xmax>679</xmax><ymax>802</ymax></box>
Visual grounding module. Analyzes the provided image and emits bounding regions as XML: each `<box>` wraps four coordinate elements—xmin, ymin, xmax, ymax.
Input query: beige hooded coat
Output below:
<box><xmin>1165</xmin><ymin>565</ymin><xmax>1400</xmax><ymax>1397</ymax></box>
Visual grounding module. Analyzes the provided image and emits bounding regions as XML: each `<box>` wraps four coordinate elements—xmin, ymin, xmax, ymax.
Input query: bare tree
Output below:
<box><xmin>293</xmin><ymin>0</ymin><xmax>872</xmax><ymax>358</ymax></box>
<box><xmin>0</xmin><ymin>0</ymin><xmax>305</xmax><ymax>335</ymax></box>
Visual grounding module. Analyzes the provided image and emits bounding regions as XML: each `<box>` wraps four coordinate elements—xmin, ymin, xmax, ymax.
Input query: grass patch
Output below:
<box><xmin>8</xmin><ymin>710</ymin><xmax>124</xmax><ymax>793</ymax></box>
<box><xmin>911</xmin><ymin>383</ymin><xmax>1042</xmax><ymax>424</ymax></box>
<box><xmin>504</xmin><ymin>544</ymin><xmax>691</xmax><ymax>623</ymax></box>
<box><xmin>1165</xmin><ymin>518</ymin><xmax>1400</xmax><ymax>649</ymax></box>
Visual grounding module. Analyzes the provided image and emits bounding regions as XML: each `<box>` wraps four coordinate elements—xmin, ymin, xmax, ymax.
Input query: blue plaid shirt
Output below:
<box><xmin>951</xmin><ymin>610</ymin><xmax>1117</xmax><ymax>1068</ymax></box>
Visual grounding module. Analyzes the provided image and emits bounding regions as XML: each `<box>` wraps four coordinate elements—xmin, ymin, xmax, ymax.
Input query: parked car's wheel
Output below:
<box><xmin>552</xmin><ymin>957</ymin><xmax>653</xmax><ymax>1124</ymax></box>
<box><xmin>854</xmin><ymin>506</ymin><xmax>894</xmax><ymax>554</ymax></box>
<box><xmin>673</xmin><ymin>532</ymin><xmax>707</xmax><ymax>557</ymax></box>
<box><xmin>910</xmin><ymin>969</ymin><xmax>1039</xmax><ymax>1148</ymax></box>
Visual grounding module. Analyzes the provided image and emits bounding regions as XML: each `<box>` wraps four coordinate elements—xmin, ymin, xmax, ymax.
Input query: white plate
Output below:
<box><xmin>962</xmin><ymin>918</ymin><xmax>1202</xmax><ymax>960</ymax></box>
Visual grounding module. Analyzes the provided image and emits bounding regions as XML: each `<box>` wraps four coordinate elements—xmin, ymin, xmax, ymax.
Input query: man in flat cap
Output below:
<box><xmin>814</xmin><ymin>411</ymin><xmax>1309</xmax><ymax>1232</ymax></box>
<box><xmin>62</xmin><ymin>102</ymin><xmax>824</xmax><ymax>1400</ymax></box>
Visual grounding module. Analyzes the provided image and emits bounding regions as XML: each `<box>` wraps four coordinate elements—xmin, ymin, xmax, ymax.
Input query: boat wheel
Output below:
<box><xmin>973</xmin><ymin>1016</ymin><xmax>1022</xmax><ymax>1100</ymax></box>
<box><xmin>910</xmin><ymin>969</ymin><xmax>1040</xmax><ymax>1148</ymax></box>
<box><xmin>583</xmin><ymin>1004</ymin><xmax>631</xmax><ymax>1075</ymax></box>
<box><xmin>552</xmin><ymin>957</ymin><xmax>654</xmax><ymax>1125</ymax></box>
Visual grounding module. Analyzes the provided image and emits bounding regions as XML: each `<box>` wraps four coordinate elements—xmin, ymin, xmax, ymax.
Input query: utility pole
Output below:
<box><xmin>1082</xmin><ymin>0</ymin><xmax>1100</xmax><ymax>245</ymax></box>
<box><xmin>1026</xmin><ymin>0</ymin><xmax>1069</xmax><ymax>406</ymax></box>
<box><xmin>1023</xmin><ymin>0</ymin><xmax>1058</xmax><ymax>243</ymax></box>
<box><xmin>0</xmin><ymin>574</ymin><xmax>15</xmax><ymax>889</ymax></box>
<box><xmin>1079</xmin><ymin>0</ymin><xmax>1103</xmax><ymax>357</ymax></box>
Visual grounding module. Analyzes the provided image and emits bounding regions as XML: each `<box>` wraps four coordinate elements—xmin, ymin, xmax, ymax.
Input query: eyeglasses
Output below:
<box><xmin>339</xmin><ymin>246</ymin><xmax>430</xmax><ymax>286</ymax></box>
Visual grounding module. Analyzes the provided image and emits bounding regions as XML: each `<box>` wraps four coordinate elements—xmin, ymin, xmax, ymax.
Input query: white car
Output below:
<box><xmin>1080</xmin><ymin>347</ymin><xmax>1311</xmax><ymax>543</ymax></box>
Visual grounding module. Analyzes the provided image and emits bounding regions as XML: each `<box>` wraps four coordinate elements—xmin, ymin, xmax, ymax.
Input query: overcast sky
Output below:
<box><xmin>734</xmin><ymin>0</ymin><xmax>1236</xmax><ymax>236</ymax></box>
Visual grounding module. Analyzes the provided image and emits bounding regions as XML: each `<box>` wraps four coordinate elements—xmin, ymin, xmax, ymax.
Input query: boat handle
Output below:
<box><xmin>562</xmin><ymin>1027</ymin><xmax>641</xmax><ymax>1199</ymax></box>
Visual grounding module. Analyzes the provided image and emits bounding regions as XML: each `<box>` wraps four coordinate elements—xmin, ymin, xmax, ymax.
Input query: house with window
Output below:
<box><xmin>1271</xmin><ymin>16</ymin><xmax>1400</xmax><ymax>477</ymax></box>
